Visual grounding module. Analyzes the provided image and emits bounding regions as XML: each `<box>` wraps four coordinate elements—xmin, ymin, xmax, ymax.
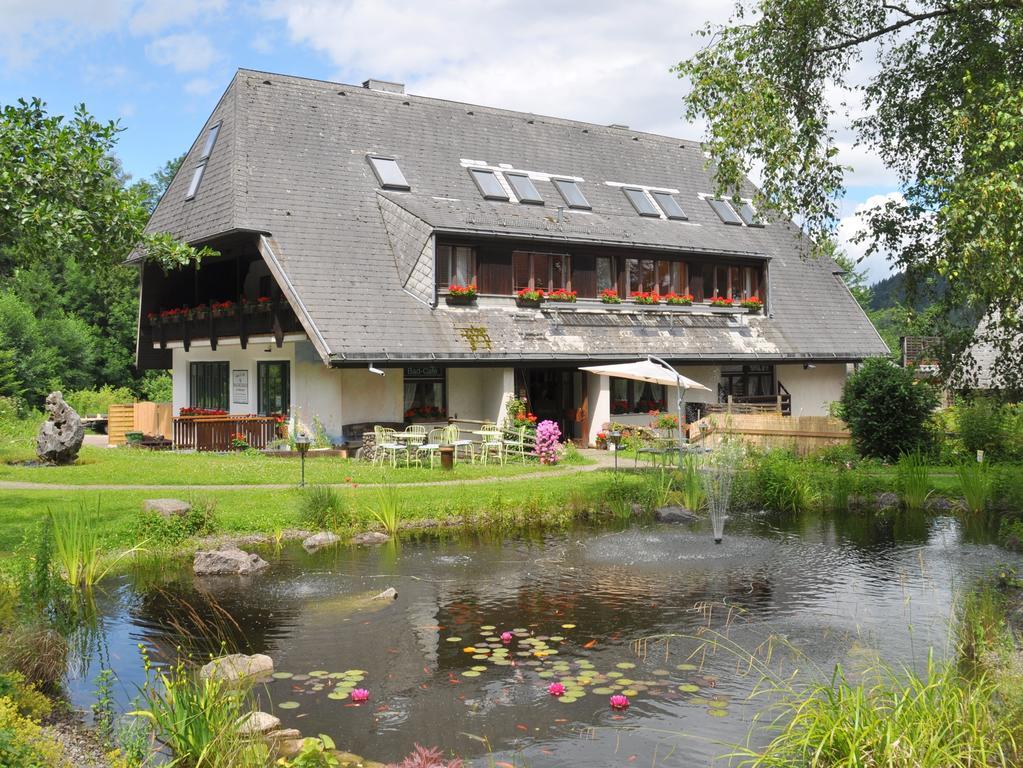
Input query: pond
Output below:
<box><xmin>69</xmin><ymin>510</ymin><xmax>1021</xmax><ymax>767</ymax></box>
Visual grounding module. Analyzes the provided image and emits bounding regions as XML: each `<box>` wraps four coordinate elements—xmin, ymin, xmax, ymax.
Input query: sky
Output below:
<box><xmin>1</xmin><ymin>0</ymin><xmax>900</xmax><ymax>283</ymax></box>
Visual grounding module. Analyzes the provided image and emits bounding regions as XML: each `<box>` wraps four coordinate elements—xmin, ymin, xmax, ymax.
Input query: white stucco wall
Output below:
<box><xmin>291</xmin><ymin>341</ymin><xmax>343</xmax><ymax>440</ymax></box>
<box><xmin>585</xmin><ymin>374</ymin><xmax>610</xmax><ymax>446</ymax></box>
<box><xmin>447</xmin><ymin>368</ymin><xmax>484</xmax><ymax>421</ymax></box>
<box><xmin>338</xmin><ymin>367</ymin><xmax>404</xmax><ymax>425</ymax></box>
<box><xmin>481</xmin><ymin>367</ymin><xmax>515</xmax><ymax>423</ymax></box>
<box><xmin>775</xmin><ymin>363</ymin><xmax>849</xmax><ymax>416</ymax></box>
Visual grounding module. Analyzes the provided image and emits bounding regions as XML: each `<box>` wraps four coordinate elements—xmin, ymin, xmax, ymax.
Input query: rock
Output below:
<box><xmin>926</xmin><ymin>496</ymin><xmax>957</xmax><ymax>513</ymax></box>
<box><xmin>200</xmin><ymin>653</ymin><xmax>274</xmax><ymax>683</ymax></box>
<box><xmin>875</xmin><ymin>492</ymin><xmax>900</xmax><ymax>511</ymax></box>
<box><xmin>35</xmin><ymin>391</ymin><xmax>85</xmax><ymax>465</ymax></box>
<box><xmin>142</xmin><ymin>498</ymin><xmax>191</xmax><ymax>518</ymax></box>
<box><xmin>372</xmin><ymin>587</ymin><xmax>398</xmax><ymax>601</ymax></box>
<box><xmin>654</xmin><ymin>505</ymin><xmax>698</xmax><ymax>523</ymax></box>
<box><xmin>302</xmin><ymin>531</ymin><xmax>341</xmax><ymax>552</ymax></box>
<box><xmin>352</xmin><ymin>531</ymin><xmax>391</xmax><ymax>545</ymax></box>
<box><xmin>266</xmin><ymin>728</ymin><xmax>302</xmax><ymax>741</ymax></box>
<box><xmin>237</xmin><ymin>711</ymin><xmax>280</xmax><ymax>736</ymax></box>
<box><xmin>193</xmin><ymin>548</ymin><xmax>269</xmax><ymax>576</ymax></box>
<box><xmin>276</xmin><ymin>737</ymin><xmax>306</xmax><ymax>759</ymax></box>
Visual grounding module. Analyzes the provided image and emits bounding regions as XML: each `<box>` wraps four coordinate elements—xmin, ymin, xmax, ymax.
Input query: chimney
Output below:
<box><xmin>362</xmin><ymin>79</ymin><xmax>405</xmax><ymax>94</ymax></box>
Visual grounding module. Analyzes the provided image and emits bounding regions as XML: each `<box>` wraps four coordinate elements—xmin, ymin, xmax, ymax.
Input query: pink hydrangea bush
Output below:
<box><xmin>533</xmin><ymin>419</ymin><xmax>562</xmax><ymax>465</ymax></box>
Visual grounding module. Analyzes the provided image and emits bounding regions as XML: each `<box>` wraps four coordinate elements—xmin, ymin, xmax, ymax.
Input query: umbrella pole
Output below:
<box><xmin>676</xmin><ymin>379</ymin><xmax>685</xmax><ymax>470</ymax></box>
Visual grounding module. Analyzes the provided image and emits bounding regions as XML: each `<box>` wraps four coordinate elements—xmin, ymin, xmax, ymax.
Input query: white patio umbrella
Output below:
<box><xmin>580</xmin><ymin>357</ymin><xmax>711</xmax><ymax>464</ymax></box>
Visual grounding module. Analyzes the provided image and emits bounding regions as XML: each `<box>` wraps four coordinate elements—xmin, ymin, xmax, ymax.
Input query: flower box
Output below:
<box><xmin>546</xmin><ymin>289</ymin><xmax>577</xmax><ymax>303</ymax></box>
<box><xmin>709</xmin><ymin>296</ymin><xmax>734</xmax><ymax>308</ymax></box>
<box><xmin>631</xmin><ymin>291</ymin><xmax>661</xmax><ymax>305</ymax></box>
<box><xmin>446</xmin><ymin>284</ymin><xmax>477</xmax><ymax>305</ymax></box>
<box><xmin>211</xmin><ymin>300</ymin><xmax>236</xmax><ymax>318</ymax></box>
<box><xmin>445</xmin><ymin>294</ymin><xmax>476</xmax><ymax>306</ymax></box>
<box><xmin>159</xmin><ymin>308</ymin><xmax>186</xmax><ymax>323</ymax></box>
<box><xmin>516</xmin><ymin>287</ymin><xmax>544</xmax><ymax>307</ymax></box>
<box><xmin>741</xmin><ymin>298</ymin><xmax>764</xmax><ymax>312</ymax></box>
<box><xmin>600</xmin><ymin>289</ymin><xmax>623</xmax><ymax>304</ymax></box>
<box><xmin>664</xmin><ymin>293</ymin><xmax>694</xmax><ymax>306</ymax></box>
<box><xmin>189</xmin><ymin>305</ymin><xmax>209</xmax><ymax>321</ymax></box>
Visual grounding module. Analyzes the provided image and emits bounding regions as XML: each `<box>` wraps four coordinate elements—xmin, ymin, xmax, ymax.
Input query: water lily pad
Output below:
<box><xmin>688</xmin><ymin>696</ymin><xmax>711</xmax><ymax>706</ymax></box>
<box><xmin>471</xmin><ymin>665</ymin><xmax>488</xmax><ymax>672</ymax></box>
<box><xmin>277</xmin><ymin>701</ymin><xmax>300</xmax><ymax>710</ymax></box>
<box><xmin>481</xmin><ymin>625</ymin><xmax>496</xmax><ymax>631</ymax></box>
<box><xmin>606</xmin><ymin>671</ymin><xmax>623</xmax><ymax>679</ymax></box>
<box><xmin>492</xmin><ymin>659</ymin><xmax>512</xmax><ymax>666</ymax></box>
<box><xmin>678</xmin><ymin>683</ymin><xmax>700</xmax><ymax>693</ymax></box>
<box><xmin>708</xmin><ymin>708</ymin><xmax>729</xmax><ymax>717</ymax></box>
<box><xmin>651</xmin><ymin>669</ymin><xmax>671</xmax><ymax>677</ymax></box>
<box><xmin>621</xmin><ymin>689</ymin><xmax>639</xmax><ymax>697</ymax></box>
<box><xmin>327</xmin><ymin>672</ymin><xmax>346</xmax><ymax>679</ymax></box>
<box><xmin>592</xmin><ymin>686</ymin><xmax>615</xmax><ymax>695</ymax></box>
<box><xmin>537</xmin><ymin>670</ymin><xmax>555</xmax><ymax>679</ymax></box>
<box><xmin>271</xmin><ymin>672</ymin><xmax>294</xmax><ymax>680</ymax></box>
<box><xmin>616</xmin><ymin>678</ymin><xmax>635</xmax><ymax>686</ymax></box>
<box><xmin>446</xmin><ymin>637</ymin><xmax>462</xmax><ymax>642</ymax></box>
<box><xmin>291</xmin><ymin>675</ymin><xmax>310</xmax><ymax>682</ymax></box>
<box><xmin>549</xmin><ymin>636</ymin><xmax>564</xmax><ymax>642</ymax></box>
<box><xmin>675</xmin><ymin>663</ymin><xmax>697</xmax><ymax>671</ymax></box>
<box><xmin>558</xmin><ymin>695</ymin><xmax>577</xmax><ymax>703</ymax></box>
<box><xmin>561</xmin><ymin>624</ymin><xmax>576</xmax><ymax>629</ymax></box>
<box><xmin>472</xmin><ymin>654</ymin><xmax>489</xmax><ymax>660</ymax></box>
<box><xmin>327</xmin><ymin>692</ymin><xmax>346</xmax><ymax>700</ymax></box>
<box><xmin>615</xmin><ymin>662</ymin><xmax>636</xmax><ymax>670</ymax></box>
<box><xmin>462</xmin><ymin>670</ymin><xmax>481</xmax><ymax>677</ymax></box>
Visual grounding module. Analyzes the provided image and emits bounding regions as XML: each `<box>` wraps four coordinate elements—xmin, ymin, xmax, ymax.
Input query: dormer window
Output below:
<box><xmin>623</xmin><ymin>187</ymin><xmax>660</xmax><ymax>217</ymax></box>
<box><xmin>469</xmin><ymin>168</ymin><xmax>509</xmax><ymax>201</ymax></box>
<box><xmin>553</xmin><ymin>178</ymin><xmax>590</xmax><ymax>209</ymax></box>
<box><xmin>651</xmin><ymin>191</ymin><xmax>687</xmax><ymax>220</ymax></box>
<box><xmin>707</xmin><ymin>198</ymin><xmax>742</xmax><ymax>225</ymax></box>
<box><xmin>368</xmin><ymin>155</ymin><xmax>410</xmax><ymax>190</ymax></box>
<box><xmin>506</xmin><ymin>173</ymin><xmax>543</xmax><ymax>204</ymax></box>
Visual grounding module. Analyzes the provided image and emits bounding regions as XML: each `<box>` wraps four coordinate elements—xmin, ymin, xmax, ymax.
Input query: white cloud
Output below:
<box><xmin>0</xmin><ymin>0</ymin><xmax>129</xmax><ymax>67</ymax></box>
<box><xmin>260</xmin><ymin>0</ymin><xmax>733</xmax><ymax>138</ymax></box>
<box><xmin>836</xmin><ymin>192</ymin><xmax>905</xmax><ymax>284</ymax></box>
<box><xmin>129</xmin><ymin>0</ymin><xmax>227</xmax><ymax>34</ymax></box>
<box><xmin>145</xmin><ymin>32</ymin><xmax>221</xmax><ymax>72</ymax></box>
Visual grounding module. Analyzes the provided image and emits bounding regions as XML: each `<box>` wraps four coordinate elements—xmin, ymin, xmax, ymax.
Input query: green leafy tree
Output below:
<box><xmin>838</xmin><ymin>357</ymin><xmax>940</xmax><ymax>461</ymax></box>
<box><xmin>675</xmin><ymin>1</ymin><xmax>1023</xmax><ymax>388</ymax></box>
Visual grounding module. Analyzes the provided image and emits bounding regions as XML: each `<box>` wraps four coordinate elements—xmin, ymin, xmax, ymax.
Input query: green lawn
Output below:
<box><xmin>0</xmin><ymin>445</ymin><xmax>591</xmax><ymax>486</ymax></box>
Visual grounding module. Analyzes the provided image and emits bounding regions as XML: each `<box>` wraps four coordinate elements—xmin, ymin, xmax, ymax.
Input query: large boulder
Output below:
<box><xmin>302</xmin><ymin>531</ymin><xmax>341</xmax><ymax>552</ymax></box>
<box><xmin>352</xmin><ymin>531</ymin><xmax>391</xmax><ymax>545</ymax></box>
<box><xmin>654</xmin><ymin>505</ymin><xmax>699</xmax><ymax>523</ymax></box>
<box><xmin>35</xmin><ymin>391</ymin><xmax>85</xmax><ymax>465</ymax></box>
<box><xmin>142</xmin><ymin>498</ymin><xmax>191</xmax><ymax>518</ymax></box>
<box><xmin>237</xmin><ymin>711</ymin><xmax>281</xmax><ymax>736</ymax></box>
<box><xmin>193</xmin><ymin>548</ymin><xmax>269</xmax><ymax>576</ymax></box>
<box><xmin>200</xmin><ymin>653</ymin><xmax>275</xmax><ymax>683</ymax></box>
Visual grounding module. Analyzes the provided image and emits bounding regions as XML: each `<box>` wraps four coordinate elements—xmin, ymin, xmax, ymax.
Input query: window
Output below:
<box><xmin>707</xmin><ymin>198</ymin><xmax>742</xmax><ymax>225</ymax></box>
<box><xmin>368</xmin><ymin>155</ymin><xmax>410</xmax><ymax>190</ymax></box>
<box><xmin>512</xmin><ymin>251</ymin><xmax>570</xmax><ymax>292</ymax></box>
<box><xmin>626</xmin><ymin>258</ymin><xmax>657</xmax><ymax>293</ymax></box>
<box><xmin>436</xmin><ymin>245</ymin><xmax>476</xmax><ymax>286</ymax></box>
<box><xmin>185</xmin><ymin>164</ymin><xmax>205</xmax><ymax>200</ymax></box>
<box><xmin>596</xmin><ymin>256</ymin><xmax>615</xmax><ymax>293</ymax></box>
<box><xmin>469</xmin><ymin>168</ymin><xmax>509</xmax><ymax>201</ymax></box>
<box><xmin>257</xmin><ymin>361</ymin><xmax>290</xmax><ymax>416</ymax></box>
<box><xmin>710</xmin><ymin>264</ymin><xmax>761</xmax><ymax>300</ymax></box>
<box><xmin>506</xmin><ymin>173</ymin><xmax>543</xmax><ymax>204</ymax></box>
<box><xmin>737</xmin><ymin>201</ymin><xmax>764</xmax><ymax>227</ymax></box>
<box><xmin>623</xmin><ymin>187</ymin><xmax>660</xmax><ymax>217</ymax></box>
<box><xmin>720</xmin><ymin>365</ymin><xmax>774</xmax><ymax>399</ymax></box>
<box><xmin>404</xmin><ymin>366</ymin><xmax>446</xmax><ymax>420</ymax></box>
<box><xmin>657</xmin><ymin>261</ymin><xmax>685</xmax><ymax>295</ymax></box>
<box><xmin>200</xmin><ymin>122</ymin><xmax>221</xmax><ymax>160</ymax></box>
<box><xmin>651</xmin><ymin>191</ymin><xmax>687</xmax><ymax>220</ymax></box>
<box><xmin>610</xmin><ymin>378</ymin><xmax>668</xmax><ymax>414</ymax></box>
<box><xmin>189</xmin><ymin>362</ymin><xmax>229</xmax><ymax>411</ymax></box>
<box><xmin>552</xmin><ymin>178</ymin><xmax>591</xmax><ymax>209</ymax></box>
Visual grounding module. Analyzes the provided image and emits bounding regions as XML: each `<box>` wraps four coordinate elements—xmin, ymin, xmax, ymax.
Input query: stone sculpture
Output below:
<box><xmin>36</xmin><ymin>391</ymin><xmax>84</xmax><ymax>464</ymax></box>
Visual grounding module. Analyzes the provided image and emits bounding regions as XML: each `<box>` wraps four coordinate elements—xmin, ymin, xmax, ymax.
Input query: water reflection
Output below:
<box><xmin>69</xmin><ymin>509</ymin><xmax>1021</xmax><ymax>767</ymax></box>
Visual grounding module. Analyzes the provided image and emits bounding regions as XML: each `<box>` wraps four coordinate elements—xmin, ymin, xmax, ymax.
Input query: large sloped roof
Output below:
<box><xmin>143</xmin><ymin>68</ymin><xmax>888</xmax><ymax>365</ymax></box>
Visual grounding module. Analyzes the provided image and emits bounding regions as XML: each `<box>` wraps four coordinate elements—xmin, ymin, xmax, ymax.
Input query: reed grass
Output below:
<box><xmin>678</xmin><ymin>454</ymin><xmax>706</xmax><ymax>511</ymax></box>
<box><xmin>957</xmin><ymin>461</ymin><xmax>993</xmax><ymax>515</ymax></box>
<box><xmin>50</xmin><ymin>501</ymin><xmax>137</xmax><ymax>588</ymax></box>
<box><xmin>828</xmin><ymin>469</ymin><xmax>852</xmax><ymax>513</ymax></box>
<box><xmin>896</xmin><ymin>450</ymin><xmax>932</xmax><ymax>512</ymax></box>
<box><xmin>371</xmin><ymin>486</ymin><xmax>404</xmax><ymax>536</ymax></box>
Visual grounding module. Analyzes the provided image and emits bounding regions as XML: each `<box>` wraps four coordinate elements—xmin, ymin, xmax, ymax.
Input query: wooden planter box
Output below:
<box><xmin>445</xmin><ymin>294</ymin><xmax>476</xmax><ymax>306</ymax></box>
<box><xmin>516</xmin><ymin>298</ymin><xmax>542</xmax><ymax>308</ymax></box>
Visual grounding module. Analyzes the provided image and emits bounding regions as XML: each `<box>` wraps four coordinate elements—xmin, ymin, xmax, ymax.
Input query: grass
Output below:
<box><xmin>0</xmin><ymin>445</ymin><xmax>591</xmax><ymax>486</ymax></box>
<box><xmin>896</xmin><ymin>451</ymin><xmax>933</xmax><ymax>512</ymax></box>
<box><xmin>371</xmin><ymin>486</ymin><xmax>404</xmax><ymax>536</ymax></box>
<box><xmin>957</xmin><ymin>461</ymin><xmax>994</xmax><ymax>515</ymax></box>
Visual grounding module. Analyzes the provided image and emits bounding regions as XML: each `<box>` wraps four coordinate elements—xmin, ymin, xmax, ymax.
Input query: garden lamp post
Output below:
<box><xmin>608</xmin><ymin>430</ymin><xmax>623</xmax><ymax>473</ymax></box>
<box><xmin>295</xmin><ymin>433</ymin><xmax>310</xmax><ymax>487</ymax></box>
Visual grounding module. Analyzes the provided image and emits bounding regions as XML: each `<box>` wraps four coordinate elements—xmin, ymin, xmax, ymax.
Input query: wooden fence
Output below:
<box><xmin>107</xmin><ymin>402</ymin><xmax>173</xmax><ymax>445</ymax></box>
<box><xmin>690</xmin><ymin>413</ymin><xmax>851</xmax><ymax>456</ymax></box>
<box><xmin>173</xmin><ymin>415</ymin><xmax>283</xmax><ymax>451</ymax></box>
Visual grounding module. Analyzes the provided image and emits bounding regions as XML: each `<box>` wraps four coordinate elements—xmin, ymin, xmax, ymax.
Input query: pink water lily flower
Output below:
<box><xmin>350</xmin><ymin>688</ymin><xmax>370</xmax><ymax>703</ymax></box>
<box><xmin>501</xmin><ymin>631</ymin><xmax>513</xmax><ymax>643</ymax></box>
<box><xmin>547</xmin><ymin>682</ymin><xmax>565</xmax><ymax>697</ymax></box>
<box><xmin>609</xmin><ymin>694</ymin><xmax>629</xmax><ymax>710</ymax></box>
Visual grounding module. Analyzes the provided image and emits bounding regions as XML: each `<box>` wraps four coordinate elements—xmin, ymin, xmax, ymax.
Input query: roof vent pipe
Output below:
<box><xmin>362</xmin><ymin>79</ymin><xmax>405</xmax><ymax>94</ymax></box>
<box><xmin>608</xmin><ymin>123</ymin><xmax>629</xmax><ymax>129</ymax></box>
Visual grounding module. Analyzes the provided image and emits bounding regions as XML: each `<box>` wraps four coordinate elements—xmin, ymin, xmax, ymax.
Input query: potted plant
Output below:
<box><xmin>600</xmin><ymin>288</ymin><xmax>623</xmax><ymax>304</ymax></box>
<box><xmin>446</xmin><ymin>284</ymin><xmax>477</xmax><ymax>305</ymax></box>
<box><xmin>547</xmin><ymin>288</ymin><xmax>577</xmax><ymax>303</ymax></box>
<box><xmin>709</xmin><ymin>295</ymin><xmax>734</xmax><ymax>308</ymax></box>
<box><xmin>189</xmin><ymin>303</ymin><xmax>209</xmax><ymax>321</ymax></box>
<box><xmin>211</xmin><ymin>299</ymin><xmax>236</xmax><ymax>318</ymax></box>
<box><xmin>516</xmin><ymin>287</ymin><xmax>544</xmax><ymax>307</ymax></box>
<box><xmin>631</xmin><ymin>291</ymin><xmax>661</xmax><ymax>305</ymax></box>
<box><xmin>664</xmin><ymin>292</ymin><xmax>694</xmax><ymax>306</ymax></box>
<box><xmin>160</xmin><ymin>307</ymin><xmax>186</xmax><ymax>323</ymax></box>
<box><xmin>125</xmin><ymin>431</ymin><xmax>144</xmax><ymax>446</ymax></box>
<box><xmin>741</xmin><ymin>296</ymin><xmax>764</xmax><ymax>312</ymax></box>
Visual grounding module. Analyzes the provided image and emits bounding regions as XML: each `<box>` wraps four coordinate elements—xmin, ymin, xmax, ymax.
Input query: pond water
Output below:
<box><xmin>70</xmin><ymin>510</ymin><xmax>1021</xmax><ymax>767</ymax></box>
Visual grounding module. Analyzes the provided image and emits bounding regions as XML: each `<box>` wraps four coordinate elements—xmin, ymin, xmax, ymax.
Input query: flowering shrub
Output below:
<box><xmin>179</xmin><ymin>407</ymin><xmax>228</xmax><ymax>416</ymax></box>
<box><xmin>600</xmin><ymin>288</ymin><xmax>622</xmax><ymax>304</ymax></box>
<box><xmin>596</xmin><ymin>431</ymin><xmax>608</xmax><ymax>448</ymax></box>
<box><xmin>516</xmin><ymin>287</ymin><xmax>544</xmax><ymax>302</ymax></box>
<box><xmin>740</xmin><ymin>296</ymin><xmax>764</xmax><ymax>311</ymax></box>
<box><xmin>404</xmin><ymin>405</ymin><xmax>445</xmax><ymax>419</ymax></box>
<box><xmin>664</xmin><ymin>292</ymin><xmax>694</xmax><ymax>305</ymax></box>
<box><xmin>448</xmin><ymin>283</ymin><xmax>477</xmax><ymax>298</ymax></box>
<box><xmin>533</xmin><ymin>419</ymin><xmax>562</xmax><ymax>464</ymax></box>
<box><xmin>651</xmin><ymin>412</ymin><xmax>679</xmax><ymax>430</ymax></box>
<box><xmin>547</xmin><ymin>288</ymin><xmax>577</xmax><ymax>302</ymax></box>
<box><xmin>631</xmin><ymin>291</ymin><xmax>661</xmax><ymax>305</ymax></box>
<box><xmin>611</xmin><ymin>398</ymin><xmax>629</xmax><ymax>415</ymax></box>
<box><xmin>709</xmin><ymin>295</ymin><xmax>734</xmax><ymax>307</ymax></box>
<box><xmin>230</xmin><ymin>432</ymin><xmax>250</xmax><ymax>450</ymax></box>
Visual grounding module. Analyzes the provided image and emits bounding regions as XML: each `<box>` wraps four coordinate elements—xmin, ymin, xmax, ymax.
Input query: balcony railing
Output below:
<box><xmin>146</xmin><ymin>298</ymin><xmax>303</xmax><ymax>351</ymax></box>
<box><xmin>173</xmin><ymin>415</ymin><xmax>287</xmax><ymax>451</ymax></box>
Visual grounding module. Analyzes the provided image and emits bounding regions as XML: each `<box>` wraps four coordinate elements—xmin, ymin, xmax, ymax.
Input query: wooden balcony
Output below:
<box><xmin>147</xmin><ymin>299</ymin><xmax>303</xmax><ymax>352</ymax></box>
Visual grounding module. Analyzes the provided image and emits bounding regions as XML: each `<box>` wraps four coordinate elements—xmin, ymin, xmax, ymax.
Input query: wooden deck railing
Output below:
<box><xmin>173</xmin><ymin>415</ymin><xmax>285</xmax><ymax>451</ymax></box>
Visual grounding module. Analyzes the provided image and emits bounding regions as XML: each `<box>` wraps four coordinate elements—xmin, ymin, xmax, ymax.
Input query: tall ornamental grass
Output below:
<box><xmin>49</xmin><ymin>502</ymin><xmax>135</xmax><ymax>589</ymax></box>
<box><xmin>371</xmin><ymin>487</ymin><xmax>404</xmax><ymax>536</ymax></box>
<box><xmin>896</xmin><ymin>451</ymin><xmax>932</xmax><ymax>512</ymax></box>
<box><xmin>678</xmin><ymin>454</ymin><xmax>706</xmax><ymax>511</ymax></box>
<box><xmin>957</xmin><ymin>461</ymin><xmax>993</xmax><ymax>515</ymax></box>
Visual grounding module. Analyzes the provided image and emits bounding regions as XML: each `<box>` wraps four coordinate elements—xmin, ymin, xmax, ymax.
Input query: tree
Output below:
<box><xmin>825</xmin><ymin>241</ymin><xmax>871</xmax><ymax>311</ymax></box>
<box><xmin>133</xmin><ymin>153</ymin><xmax>185</xmax><ymax>213</ymax></box>
<box><xmin>675</xmin><ymin>1</ymin><xmax>1023</xmax><ymax>389</ymax></box>
<box><xmin>838</xmin><ymin>357</ymin><xmax>940</xmax><ymax>461</ymax></box>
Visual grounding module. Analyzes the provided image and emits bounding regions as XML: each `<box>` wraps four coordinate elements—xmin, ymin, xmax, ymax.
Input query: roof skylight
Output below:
<box><xmin>623</xmin><ymin>187</ymin><xmax>660</xmax><ymax>217</ymax></box>
<box><xmin>553</xmin><ymin>178</ymin><xmax>590</xmax><ymax>209</ymax></box>
<box><xmin>368</xmin><ymin>155</ymin><xmax>410</xmax><ymax>190</ymax></box>
<box><xmin>707</xmin><ymin>198</ymin><xmax>742</xmax><ymax>225</ymax></box>
<box><xmin>469</xmin><ymin>168</ymin><xmax>509</xmax><ymax>201</ymax></box>
<box><xmin>185</xmin><ymin>164</ymin><xmax>205</xmax><ymax>200</ymax></box>
<box><xmin>200</xmin><ymin>122</ymin><xmax>220</xmax><ymax>160</ymax></box>
<box><xmin>506</xmin><ymin>173</ymin><xmax>543</xmax><ymax>204</ymax></box>
<box><xmin>651</xmin><ymin>191</ymin><xmax>687</xmax><ymax>220</ymax></box>
<box><xmin>737</xmin><ymin>201</ymin><xmax>764</xmax><ymax>227</ymax></box>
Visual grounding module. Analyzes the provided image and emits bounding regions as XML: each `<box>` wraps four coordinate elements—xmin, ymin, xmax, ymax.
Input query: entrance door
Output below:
<box><xmin>521</xmin><ymin>368</ymin><xmax>578</xmax><ymax>439</ymax></box>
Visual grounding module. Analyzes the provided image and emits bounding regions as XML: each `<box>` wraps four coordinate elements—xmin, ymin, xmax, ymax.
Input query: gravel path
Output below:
<box><xmin>44</xmin><ymin>711</ymin><xmax>112</xmax><ymax>768</ymax></box>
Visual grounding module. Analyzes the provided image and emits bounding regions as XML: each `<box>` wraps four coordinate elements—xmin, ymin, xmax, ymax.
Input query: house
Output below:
<box><xmin>133</xmin><ymin>69</ymin><xmax>888</xmax><ymax>446</ymax></box>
